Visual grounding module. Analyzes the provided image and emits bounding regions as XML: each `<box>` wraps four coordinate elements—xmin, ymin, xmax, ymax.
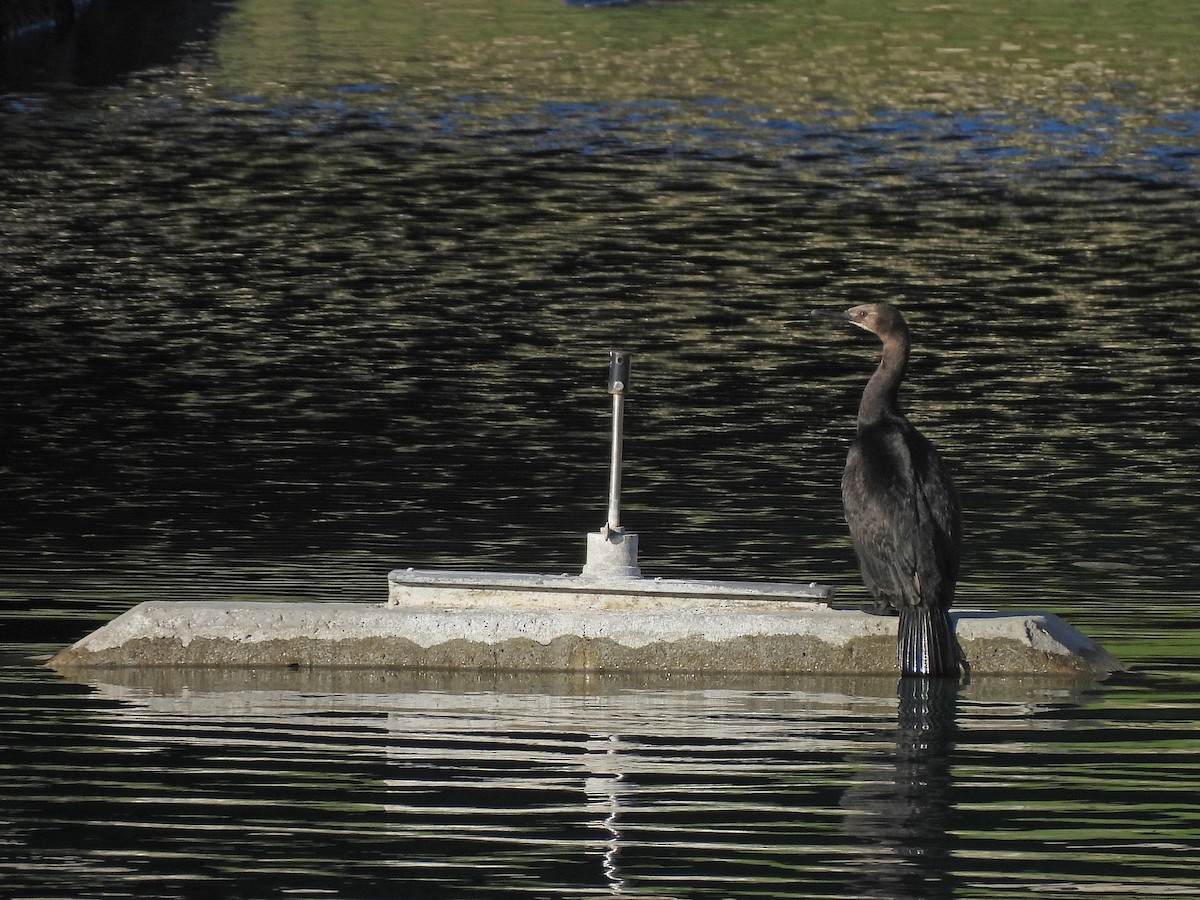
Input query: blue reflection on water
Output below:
<box><xmin>300</xmin><ymin>86</ymin><xmax>1193</xmax><ymax>181</ymax></box>
<box><xmin>82</xmin><ymin>75</ymin><xmax>1188</xmax><ymax>186</ymax></box>
<box><xmin>564</xmin><ymin>0</ymin><xmax>646</xmax><ymax>7</ymax></box>
<box><xmin>461</xmin><ymin>97</ymin><xmax>1196</xmax><ymax>183</ymax></box>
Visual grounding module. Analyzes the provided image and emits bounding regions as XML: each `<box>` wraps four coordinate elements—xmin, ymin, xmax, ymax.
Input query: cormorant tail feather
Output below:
<box><xmin>897</xmin><ymin>605</ymin><xmax>959</xmax><ymax>677</ymax></box>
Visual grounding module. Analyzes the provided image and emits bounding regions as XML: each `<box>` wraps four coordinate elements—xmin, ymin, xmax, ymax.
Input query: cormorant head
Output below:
<box><xmin>843</xmin><ymin>302</ymin><xmax>908</xmax><ymax>341</ymax></box>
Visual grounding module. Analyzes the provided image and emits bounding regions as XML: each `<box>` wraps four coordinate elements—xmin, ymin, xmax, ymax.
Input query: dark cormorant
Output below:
<box><xmin>831</xmin><ymin>302</ymin><xmax>963</xmax><ymax>677</ymax></box>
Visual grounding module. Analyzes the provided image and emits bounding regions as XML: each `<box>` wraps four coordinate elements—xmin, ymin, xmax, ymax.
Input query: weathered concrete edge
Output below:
<box><xmin>47</xmin><ymin>601</ymin><xmax>1125</xmax><ymax>676</ymax></box>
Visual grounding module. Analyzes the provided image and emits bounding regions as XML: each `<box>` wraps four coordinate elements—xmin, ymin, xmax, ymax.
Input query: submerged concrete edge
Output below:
<box><xmin>47</xmin><ymin>600</ymin><xmax>1125</xmax><ymax>676</ymax></box>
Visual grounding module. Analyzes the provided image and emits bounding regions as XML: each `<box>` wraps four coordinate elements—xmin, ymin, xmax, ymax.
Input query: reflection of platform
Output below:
<box><xmin>61</xmin><ymin>666</ymin><xmax>1108</xmax><ymax>710</ymax></box>
<box><xmin>48</xmin><ymin>569</ymin><xmax>1124</xmax><ymax>675</ymax></box>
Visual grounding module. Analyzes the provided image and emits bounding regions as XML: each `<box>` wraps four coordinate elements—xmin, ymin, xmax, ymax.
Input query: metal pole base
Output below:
<box><xmin>581</xmin><ymin>530</ymin><xmax>641</xmax><ymax>579</ymax></box>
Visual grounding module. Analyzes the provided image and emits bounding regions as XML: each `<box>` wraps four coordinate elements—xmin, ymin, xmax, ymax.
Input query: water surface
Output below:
<box><xmin>2</xmin><ymin>1</ymin><xmax>1199</xmax><ymax>896</ymax></box>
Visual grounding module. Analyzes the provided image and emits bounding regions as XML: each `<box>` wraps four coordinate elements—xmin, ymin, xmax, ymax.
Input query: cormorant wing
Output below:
<box><xmin>843</xmin><ymin>418</ymin><xmax>961</xmax><ymax>609</ymax></box>
<box><xmin>842</xmin><ymin>423</ymin><xmax>926</xmax><ymax>606</ymax></box>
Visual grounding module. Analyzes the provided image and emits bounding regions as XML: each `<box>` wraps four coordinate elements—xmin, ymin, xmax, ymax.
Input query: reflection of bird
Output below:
<box><xmin>833</xmin><ymin>303</ymin><xmax>963</xmax><ymax>677</ymax></box>
<box><xmin>841</xmin><ymin>678</ymin><xmax>961</xmax><ymax>898</ymax></box>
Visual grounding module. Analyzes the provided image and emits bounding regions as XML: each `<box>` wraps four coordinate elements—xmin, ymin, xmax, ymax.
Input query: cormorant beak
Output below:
<box><xmin>809</xmin><ymin>308</ymin><xmax>856</xmax><ymax>327</ymax></box>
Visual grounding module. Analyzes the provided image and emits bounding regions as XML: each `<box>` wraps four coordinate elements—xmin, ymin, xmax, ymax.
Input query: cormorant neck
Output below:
<box><xmin>857</xmin><ymin>330</ymin><xmax>909</xmax><ymax>428</ymax></box>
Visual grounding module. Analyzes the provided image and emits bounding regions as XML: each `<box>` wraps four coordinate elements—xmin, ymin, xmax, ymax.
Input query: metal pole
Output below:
<box><xmin>608</xmin><ymin>391</ymin><xmax>623</xmax><ymax>531</ymax></box>
<box><xmin>606</xmin><ymin>351</ymin><xmax>630</xmax><ymax>534</ymax></box>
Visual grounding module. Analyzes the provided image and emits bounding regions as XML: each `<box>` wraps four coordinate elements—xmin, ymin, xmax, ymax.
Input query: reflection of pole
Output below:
<box><xmin>606</xmin><ymin>351</ymin><xmax>629</xmax><ymax>533</ymax></box>
<box><xmin>584</xmin><ymin>733</ymin><xmax>628</xmax><ymax>896</ymax></box>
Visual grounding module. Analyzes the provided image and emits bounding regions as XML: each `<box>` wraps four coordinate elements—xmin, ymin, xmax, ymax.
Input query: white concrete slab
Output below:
<box><xmin>48</xmin><ymin>571</ymin><xmax>1124</xmax><ymax>676</ymax></box>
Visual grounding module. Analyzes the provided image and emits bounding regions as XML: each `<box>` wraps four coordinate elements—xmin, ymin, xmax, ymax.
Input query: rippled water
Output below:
<box><xmin>7</xmin><ymin>668</ymin><xmax>1199</xmax><ymax>899</ymax></box>
<box><xmin>2</xmin><ymin>0</ymin><xmax>1200</xmax><ymax>896</ymax></box>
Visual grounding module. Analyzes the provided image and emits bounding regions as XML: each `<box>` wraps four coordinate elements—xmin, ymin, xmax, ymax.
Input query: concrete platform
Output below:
<box><xmin>48</xmin><ymin>570</ymin><xmax>1124</xmax><ymax>676</ymax></box>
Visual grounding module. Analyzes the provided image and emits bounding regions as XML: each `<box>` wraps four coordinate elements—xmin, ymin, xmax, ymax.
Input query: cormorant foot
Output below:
<box><xmin>862</xmin><ymin>601</ymin><xmax>899</xmax><ymax>617</ymax></box>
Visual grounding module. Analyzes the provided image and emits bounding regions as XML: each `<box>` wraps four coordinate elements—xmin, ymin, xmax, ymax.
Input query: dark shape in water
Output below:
<box><xmin>0</xmin><ymin>0</ymin><xmax>228</xmax><ymax>88</ymax></box>
<box><xmin>842</xmin><ymin>677</ymin><xmax>961</xmax><ymax>897</ymax></box>
<box><xmin>562</xmin><ymin>0</ymin><xmax>645</xmax><ymax>7</ymax></box>
<box><xmin>0</xmin><ymin>1</ymin><xmax>74</xmax><ymax>40</ymax></box>
<box><xmin>821</xmin><ymin>302</ymin><xmax>963</xmax><ymax>677</ymax></box>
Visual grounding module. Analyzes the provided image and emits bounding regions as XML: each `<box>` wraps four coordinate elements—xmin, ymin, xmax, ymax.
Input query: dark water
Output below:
<box><xmin>6</xmin><ymin>668</ymin><xmax>1198</xmax><ymax>899</ymax></box>
<box><xmin>2</xmin><ymin>0</ymin><xmax>1200</xmax><ymax>896</ymax></box>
